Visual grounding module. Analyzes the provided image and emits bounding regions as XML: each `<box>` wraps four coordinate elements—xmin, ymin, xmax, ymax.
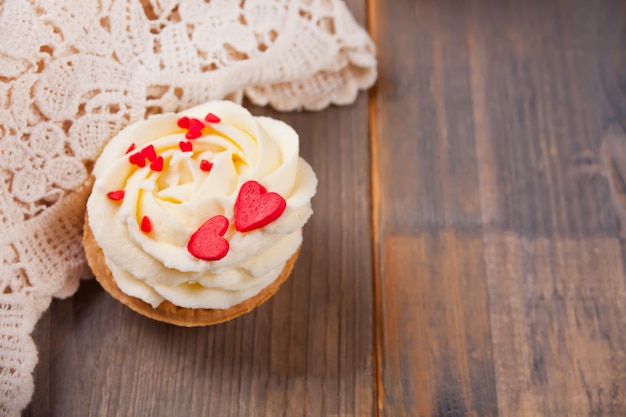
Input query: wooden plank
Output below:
<box><xmin>371</xmin><ymin>0</ymin><xmax>626</xmax><ymax>416</ymax></box>
<box><xmin>483</xmin><ymin>234</ymin><xmax>626</xmax><ymax>416</ymax></box>
<box><xmin>468</xmin><ymin>0</ymin><xmax>626</xmax><ymax>414</ymax></box>
<box><xmin>370</xmin><ymin>1</ymin><xmax>498</xmax><ymax>416</ymax></box>
<box><xmin>378</xmin><ymin>232</ymin><xmax>497</xmax><ymax>417</ymax></box>
<box><xmin>467</xmin><ymin>0</ymin><xmax>617</xmax><ymax>237</ymax></box>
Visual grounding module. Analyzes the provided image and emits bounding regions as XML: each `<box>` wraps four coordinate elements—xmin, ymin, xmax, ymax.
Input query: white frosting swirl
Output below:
<box><xmin>87</xmin><ymin>101</ymin><xmax>317</xmax><ymax>309</ymax></box>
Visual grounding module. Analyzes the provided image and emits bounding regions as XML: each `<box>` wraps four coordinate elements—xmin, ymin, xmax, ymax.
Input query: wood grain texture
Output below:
<box><xmin>25</xmin><ymin>71</ymin><xmax>375</xmax><ymax>417</ymax></box>
<box><xmin>371</xmin><ymin>0</ymin><xmax>626</xmax><ymax>416</ymax></box>
<box><xmin>370</xmin><ymin>1</ymin><xmax>498</xmax><ymax>416</ymax></box>
<box><xmin>483</xmin><ymin>234</ymin><xmax>626</xmax><ymax>416</ymax></box>
<box><xmin>23</xmin><ymin>0</ymin><xmax>626</xmax><ymax>416</ymax></box>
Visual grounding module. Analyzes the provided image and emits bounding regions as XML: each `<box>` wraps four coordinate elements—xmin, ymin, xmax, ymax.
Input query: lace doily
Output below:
<box><xmin>0</xmin><ymin>0</ymin><xmax>376</xmax><ymax>414</ymax></box>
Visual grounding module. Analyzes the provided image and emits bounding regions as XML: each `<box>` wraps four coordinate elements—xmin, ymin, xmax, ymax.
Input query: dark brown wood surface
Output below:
<box><xmin>24</xmin><ymin>0</ymin><xmax>626</xmax><ymax>416</ymax></box>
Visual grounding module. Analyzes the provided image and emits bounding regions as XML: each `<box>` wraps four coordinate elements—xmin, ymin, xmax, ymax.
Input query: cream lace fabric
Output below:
<box><xmin>0</xmin><ymin>0</ymin><xmax>376</xmax><ymax>414</ymax></box>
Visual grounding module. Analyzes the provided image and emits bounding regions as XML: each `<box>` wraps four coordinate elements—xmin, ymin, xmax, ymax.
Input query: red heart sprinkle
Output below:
<box><xmin>181</xmin><ymin>118</ymin><xmax>205</xmax><ymax>139</ymax></box>
<box><xmin>150</xmin><ymin>156</ymin><xmax>164</xmax><ymax>172</ymax></box>
<box><xmin>141</xmin><ymin>144</ymin><xmax>157</xmax><ymax>162</ymax></box>
<box><xmin>234</xmin><ymin>181</ymin><xmax>286</xmax><ymax>232</ymax></box>
<box><xmin>125</xmin><ymin>143</ymin><xmax>136</xmax><ymax>154</ymax></box>
<box><xmin>177</xmin><ymin>116</ymin><xmax>190</xmax><ymax>129</ymax></box>
<box><xmin>185</xmin><ymin>129</ymin><xmax>202</xmax><ymax>140</ymax></box>
<box><xmin>205</xmin><ymin>113</ymin><xmax>221</xmax><ymax>123</ymax></box>
<box><xmin>129</xmin><ymin>151</ymin><xmax>147</xmax><ymax>167</ymax></box>
<box><xmin>179</xmin><ymin>141</ymin><xmax>193</xmax><ymax>152</ymax></box>
<box><xmin>141</xmin><ymin>216</ymin><xmax>152</xmax><ymax>233</ymax></box>
<box><xmin>200</xmin><ymin>159</ymin><xmax>213</xmax><ymax>172</ymax></box>
<box><xmin>107</xmin><ymin>190</ymin><xmax>125</xmax><ymax>201</ymax></box>
<box><xmin>188</xmin><ymin>118</ymin><xmax>205</xmax><ymax>130</ymax></box>
<box><xmin>187</xmin><ymin>215</ymin><xmax>230</xmax><ymax>261</ymax></box>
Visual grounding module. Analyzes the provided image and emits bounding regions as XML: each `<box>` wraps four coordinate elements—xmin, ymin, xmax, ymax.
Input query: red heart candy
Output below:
<box><xmin>187</xmin><ymin>215</ymin><xmax>230</xmax><ymax>261</ymax></box>
<box><xmin>150</xmin><ymin>156</ymin><xmax>164</xmax><ymax>172</ymax></box>
<box><xmin>234</xmin><ymin>181</ymin><xmax>286</xmax><ymax>232</ymax></box>
<box><xmin>177</xmin><ymin>116</ymin><xmax>190</xmax><ymax>129</ymax></box>
<box><xmin>141</xmin><ymin>144</ymin><xmax>157</xmax><ymax>162</ymax></box>
<box><xmin>186</xmin><ymin>129</ymin><xmax>202</xmax><ymax>140</ymax></box>
<box><xmin>106</xmin><ymin>190</ymin><xmax>125</xmax><ymax>201</ymax></box>
<box><xmin>141</xmin><ymin>216</ymin><xmax>152</xmax><ymax>233</ymax></box>
<box><xmin>188</xmin><ymin>118</ymin><xmax>205</xmax><ymax>130</ymax></box>
<box><xmin>185</xmin><ymin>118</ymin><xmax>205</xmax><ymax>139</ymax></box>
<box><xmin>204</xmin><ymin>112</ymin><xmax>221</xmax><ymax>123</ymax></box>
<box><xmin>129</xmin><ymin>151</ymin><xmax>146</xmax><ymax>167</ymax></box>
<box><xmin>179</xmin><ymin>141</ymin><xmax>193</xmax><ymax>152</ymax></box>
<box><xmin>199</xmin><ymin>159</ymin><xmax>213</xmax><ymax>172</ymax></box>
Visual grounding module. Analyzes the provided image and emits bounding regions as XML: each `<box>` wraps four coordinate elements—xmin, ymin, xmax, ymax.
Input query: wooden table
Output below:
<box><xmin>24</xmin><ymin>0</ymin><xmax>626</xmax><ymax>415</ymax></box>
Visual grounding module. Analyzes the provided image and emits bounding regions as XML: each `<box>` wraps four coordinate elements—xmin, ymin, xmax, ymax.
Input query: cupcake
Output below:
<box><xmin>83</xmin><ymin>101</ymin><xmax>317</xmax><ymax>326</ymax></box>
